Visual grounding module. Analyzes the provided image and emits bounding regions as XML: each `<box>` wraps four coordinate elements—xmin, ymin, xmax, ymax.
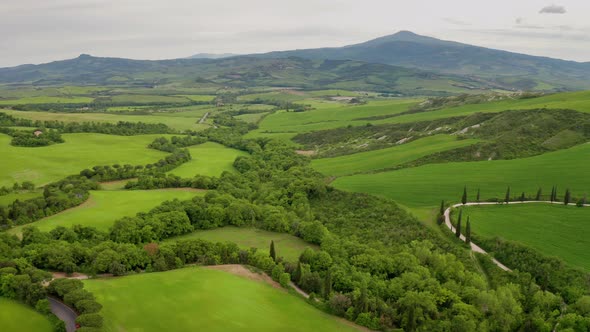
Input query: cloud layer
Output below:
<box><xmin>539</xmin><ymin>4</ymin><xmax>567</xmax><ymax>14</ymax></box>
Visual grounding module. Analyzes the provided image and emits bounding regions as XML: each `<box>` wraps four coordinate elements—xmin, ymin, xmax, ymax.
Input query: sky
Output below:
<box><xmin>1</xmin><ymin>0</ymin><xmax>589</xmax><ymax>67</ymax></box>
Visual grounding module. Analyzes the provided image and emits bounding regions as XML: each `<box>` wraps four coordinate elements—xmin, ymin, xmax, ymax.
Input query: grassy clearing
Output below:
<box><xmin>175</xmin><ymin>94</ymin><xmax>216</xmax><ymax>102</ymax></box>
<box><xmin>8</xmin><ymin>189</ymin><xmax>203</xmax><ymax>234</ymax></box>
<box><xmin>333</xmin><ymin>142</ymin><xmax>590</xmax><ymax>211</ymax></box>
<box><xmin>110</xmin><ymin>94</ymin><xmax>190</xmax><ymax>104</ymax></box>
<box><xmin>0</xmin><ymin>191</ymin><xmax>42</xmax><ymax>206</ymax></box>
<box><xmin>165</xmin><ymin>227</ymin><xmax>316</xmax><ymax>262</ymax></box>
<box><xmin>0</xmin><ymin>133</ymin><xmax>170</xmax><ymax>187</ymax></box>
<box><xmin>234</xmin><ymin>112</ymin><xmax>268</xmax><ymax>123</ymax></box>
<box><xmin>0</xmin><ymin>96</ymin><xmax>93</xmax><ymax>105</ymax></box>
<box><xmin>84</xmin><ymin>266</ymin><xmax>361</xmax><ymax>332</ymax></box>
<box><xmin>168</xmin><ymin>142</ymin><xmax>248</xmax><ymax>178</ymax></box>
<box><xmin>459</xmin><ymin>204</ymin><xmax>590</xmax><ymax>271</ymax></box>
<box><xmin>1</xmin><ymin>109</ymin><xmax>208</xmax><ymax>131</ymax></box>
<box><xmin>0</xmin><ymin>298</ymin><xmax>53</xmax><ymax>332</ymax></box>
<box><xmin>312</xmin><ymin>135</ymin><xmax>480</xmax><ymax>176</ymax></box>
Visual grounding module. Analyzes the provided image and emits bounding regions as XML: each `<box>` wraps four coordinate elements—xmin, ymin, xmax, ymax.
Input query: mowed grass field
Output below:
<box><xmin>165</xmin><ymin>227</ymin><xmax>316</xmax><ymax>262</ymax></box>
<box><xmin>0</xmin><ymin>191</ymin><xmax>42</xmax><ymax>206</ymax></box>
<box><xmin>0</xmin><ymin>133</ymin><xmax>170</xmax><ymax>187</ymax></box>
<box><xmin>168</xmin><ymin>142</ymin><xmax>248</xmax><ymax>178</ymax></box>
<box><xmin>333</xmin><ymin>142</ymin><xmax>590</xmax><ymax>210</ymax></box>
<box><xmin>8</xmin><ymin>189</ymin><xmax>203</xmax><ymax>234</ymax></box>
<box><xmin>84</xmin><ymin>267</ymin><xmax>362</xmax><ymax>332</ymax></box>
<box><xmin>312</xmin><ymin>135</ymin><xmax>480</xmax><ymax>176</ymax></box>
<box><xmin>1</xmin><ymin>110</ymin><xmax>208</xmax><ymax>131</ymax></box>
<box><xmin>0</xmin><ymin>298</ymin><xmax>53</xmax><ymax>332</ymax></box>
<box><xmin>459</xmin><ymin>204</ymin><xmax>590</xmax><ymax>271</ymax></box>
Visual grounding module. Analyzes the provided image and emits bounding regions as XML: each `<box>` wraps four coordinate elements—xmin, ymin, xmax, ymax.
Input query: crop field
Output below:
<box><xmin>84</xmin><ymin>267</ymin><xmax>361</xmax><ymax>332</ymax></box>
<box><xmin>0</xmin><ymin>298</ymin><xmax>53</xmax><ymax>332</ymax></box>
<box><xmin>458</xmin><ymin>204</ymin><xmax>590</xmax><ymax>271</ymax></box>
<box><xmin>254</xmin><ymin>99</ymin><xmax>419</xmax><ymax>134</ymax></box>
<box><xmin>312</xmin><ymin>135</ymin><xmax>480</xmax><ymax>176</ymax></box>
<box><xmin>165</xmin><ymin>227</ymin><xmax>316</xmax><ymax>262</ymax></box>
<box><xmin>167</xmin><ymin>142</ymin><xmax>248</xmax><ymax>178</ymax></box>
<box><xmin>234</xmin><ymin>112</ymin><xmax>268</xmax><ymax>123</ymax></box>
<box><xmin>8</xmin><ymin>189</ymin><xmax>203</xmax><ymax>234</ymax></box>
<box><xmin>175</xmin><ymin>94</ymin><xmax>216</xmax><ymax>102</ymax></box>
<box><xmin>110</xmin><ymin>94</ymin><xmax>191</xmax><ymax>104</ymax></box>
<box><xmin>333</xmin><ymin>142</ymin><xmax>590</xmax><ymax>210</ymax></box>
<box><xmin>0</xmin><ymin>133</ymin><xmax>171</xmax><ymax>187</ymax></box>
<box><xmin>1</xmin><ymin>109</ymin><xmax>208</xmax><ymax>131</ymax></box>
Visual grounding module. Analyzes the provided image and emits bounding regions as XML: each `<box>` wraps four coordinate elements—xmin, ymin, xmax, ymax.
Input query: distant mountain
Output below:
<box><xmin>255</xmin><ymin>31</ymin><xmax>590</xmax><ymax>90</ymax></box>
<box><xmin>187</xmin><ymin>53</ymin><xmax>238</xmax><ymax>59</ymax></box>
<box><xmin>0</xmin><ymin>54</ymin><xmax>511</xmax><ymax>95</ymax></box>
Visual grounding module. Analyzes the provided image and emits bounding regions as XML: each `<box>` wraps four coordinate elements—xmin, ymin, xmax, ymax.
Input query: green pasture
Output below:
<box><xmin>458</xmin><ymin>203</ymin><xmax>590</xmax><ymax>271</ymax></box>
<box><xmin>0</xmin><ymin>191</ymin><xmax>42</xmax><ymax>206</ymax></box>
<box><xmin>174</xmin><ymin>94</ymin><xmax>216</xmax><ymax>102</ymax></box>
<box><xmin>0</xmin><ymin>298</ymin><xmax>53</xmax><ymax>332</ymax></box>
<box><xmin>0</xmin><ymin>96</ymin><xmax>93</xmax><ymax>105</ymax></box>
<box><xmin>333</xmin><ymin>142</ymin><xmax>590</xmax><ymax>211</ymax></box>
<box><xmin>1</xmin><ymin>109</ymin><xmax>208</xmax><ymax>131</ymax></box>
<box><xmin>84</xmin><ymin>267</ymin><xmax>362</xmax><ymax>332</ymax></box>
<box><xmin>312</xmin><ymin>135</ymin><xmax>480</xmax><ymax>176</ymax></box>
<box><xmin>234</xmin><ymin>112</ymin><xmax>268</xmax><ymax>123</ymax></box>
<box><xmin>165</xmin><ymin>227</ymin><xmax>316</xmax><ymax>262</ymax></box>
<box><xmin>110</xmin><ymin>94</ymin><xmax>190</xmax><ymax>104</ymax></box>
<box><xmin>0</xmin><ymin>133</ymin><xmax>170</xmax><ymax>187</ymax></box>
<box><xmin>167</xmin><ymin>142</ymin><xmax>248</xmax><ymax>178</ymax></box>
<box><xmin>8</xmin><ymin>189</ymin><xmax>203</xmax><ymax>234</ymax></box>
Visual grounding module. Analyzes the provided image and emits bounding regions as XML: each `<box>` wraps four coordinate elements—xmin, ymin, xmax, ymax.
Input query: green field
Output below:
<box><xmin>1</xmin><ymin>109</ymin><xmax>208</xmax><ymax>131</ymax></box>
<box><xmin>175</xmin><ymin>94</ymin><xmax>216</xmax><ymax>102</ymax></box>
<box><xmin>0</xmin><ymin>133</ymin><xmax>170</xmax><ymax>187</ymax></box>
<box><xmin>312</xmin><ymin>135</ymin><xmax>480</xmax><ymax>176</ymax></box>
<box><xmin>166</xmin><ymin>227</ymin><xmax>316</xmax><ymax>262</ymax></box>
<box><xmin>253</xmin><ymin>99</ymin><xmax>418</xmax><ymax>134</ymax></box>
<box><xmin>168</xmin><ymin>142</ymin><xmax>248</xmax><ymax>178</ymax></box>
<box><xmin>0</xmin><ymin>191</ymin><xmax>42</xmax><ymax>206</ymax></box>
<box><xmin>234</xmin><ymin>112</ymin><xmax>268</xmax><ymax>123</ymax></box>
<box><xmin>0</xmin><ymin>298</ymin><xmax>53</xmax><ymax>332</ymax></box>
<box><xmin>84</xmin><ymin>267</ymin><xmax>361</xmax><ymax>332</ymax></box>
<box><xmin>0</xmin><ymin>96</ymin><xmax>93</xmax><ymax>105</ymax></box>
<box><xmin>8</xmin><ymin>189</ymin><xmax>203</xmax><ymax>234</ymax></box>
<box><xmin>333</xmin><ymin>142</ymin><xmax>590</xmax><ymax>210</ymax></box>
<box><xmin>459</xmin><ymin>203</ymin><xmax>590</xmax><ymax>271</ymax></box>
<box><xmin>110</xmin><ymin>94</ymin><xmax>190</xmax><ymax>104</ymax></box>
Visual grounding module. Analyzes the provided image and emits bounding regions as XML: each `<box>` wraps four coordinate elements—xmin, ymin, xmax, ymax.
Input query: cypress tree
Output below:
<box><xmin>462</xmin><ymin>186</ymin><xmax>467</xmax><ymax>205</ymax></box>
<box><xmin>323</xmin><ymin>269</ymin><xmax>332</xmax><ymax>300</ymax></box>
<box><xmin>564</xmin><ymin>189</ymin><xmax>571</xmax><ymax>205</ymax></box>
<box><xmin>550</xmin><ymin>186</ymin><xmax>555</xmax><ymax>202</ymax></box>
<box><xmin>457</xmin><ymin>209</ymin><xmax>462</xmax><ymax>227</ymax></box>
<box><xmin>466</xmin><ymin>217</ymin><xmax>471</xmax><ymax>244</ymax></box>
<box><xmin>269</xmin><ymin>240</ymin><xmax>276</xmax><ymax>261</ymax></box>
<box><xmin>456</xmin><ymin>217</ymin><xmax>462</xmax><ymax>238</ymax></box>
<box><xmin>554</xmin><ymin>186</ymin><xmax>558</xmax><ymax>202</ymax></box>
<box><xmin>476</xmin><ymin>188</ymin><xmax>480</xmax><ymax>203</ymax></box>
<box><xmin>535</xmin><ymin>188</ymin><xmax>542</xmax><ymax>201</ymax></box>
<box><xmin>505</xmin><ymin>186</ymin><xmax>511</xmax><ymax>204</ymax></box>
<box><xmin>293</xmin><ymin>262</ymin><xmax>302</xmax><ymax>283</ymax></box>
<box><xmin>520</xmin><ymin>192</ymin><xmax>526</xmax><ymax>202</ymax></box>
<box><xmin>438</xmin><ymin>200</ymin><xmax>445</xmax><ymax>225</ymax></box>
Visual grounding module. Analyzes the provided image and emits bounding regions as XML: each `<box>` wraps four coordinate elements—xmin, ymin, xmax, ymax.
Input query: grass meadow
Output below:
<box><xmin>312</xmin><ymin>135</ymin><xmax>480</xmax><ymax>176</ymax></box>
<box><xmin>458</xmin><ymin>203</ymin><xmax>590</xmax><ymax>271</ymax></box>
<box><xmin>8</xmin><ymin>189</ymin><xmax>203</xmax><ymax>235</ymax></box>
<box><xmin>0</xmin><ymin>133</ymin><xmax>171</xmax><ymax>187</ymax></box>
<box><xmin>84</xmin><ymin>267</ymin><xmax>362</xmax><ymax>332</ymax></box>
<box><xmin>333</xmin><ymin>142</ymin><xmax>590</xmax><ymax>211</ymax></box>
<box><xmin>165</xmin><ymin>227</ymin><xmax>316</xmax><ymax>262</ymax></box>
<box><xmin>0</xmin><ymin>298</ymin><xmax>53</xmax><ymax>332</ymax></box>
<box><xmin>167</xmin><ymin>142</ymin><xmax>248</xmax><ymax>178</ymax></box>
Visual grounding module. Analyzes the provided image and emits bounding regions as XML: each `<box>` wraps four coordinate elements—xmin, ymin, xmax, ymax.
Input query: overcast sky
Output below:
<box><xmin>1</xmin><ymin>0</ymin><xmax>589</xmax><ymax>67</ymax></box>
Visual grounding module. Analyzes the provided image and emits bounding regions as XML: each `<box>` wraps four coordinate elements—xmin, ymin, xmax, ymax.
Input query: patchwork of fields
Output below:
<box><xmin>84</xmin><ymin>267</ymin><xmax>362</xmax><ymax>332</ymax></box>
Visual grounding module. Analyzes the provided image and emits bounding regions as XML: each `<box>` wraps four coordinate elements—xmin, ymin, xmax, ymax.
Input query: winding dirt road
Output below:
<box><xmin>444</xmin><ymin>200</ymin><xmax>589</xmax><ymax>272</ymax></box>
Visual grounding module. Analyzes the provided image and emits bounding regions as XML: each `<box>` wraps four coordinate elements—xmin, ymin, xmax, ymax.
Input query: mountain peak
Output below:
<box><xmin>360</xmin><ymin>30</ymin><xmax>449</xmax><ymax>47</ymax></box>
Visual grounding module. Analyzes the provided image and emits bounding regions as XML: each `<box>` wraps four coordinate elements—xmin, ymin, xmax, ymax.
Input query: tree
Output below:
<box><xmin>438</xmin><ymin>200</ymin><xmax>445</xmax><ymax>225</ymax></box>
<box><xmin>564</xmin><ymin>189</ymin><xmax>571</xmax><ymax>205</ymax></box>
<box><xmin>457</xmin><ymin>209</ymin><xmax>462</xmax><ymax>228</ymax></box>
<box><xmin>456</xmin><ymin>217</ymin><xmax>462</xmax><ymax>238</ymax></box>
<box><xmin>269</xmin><ymin>240</ymin><xmax>276</xmax><ymax>261</ymax></box>
<box><xmin>323</xmin><ymin>269</ymin><xmax>332</xmax><ymax>300</ymax></box>
<box><xmin>461</xmin><ymin>186</ymin><xmax>467</xmax><ymax>205</ymax></box>
<box><xmin>476</xmin><ymin>188</ymin><xmax>480</xmax><ymax>203</ymax></box>
<box><xmin>535</xmin><ymin>188</ymin><xmax>542</xmax><ymax>201</ymax></box>
<box><xmin>520</xmin><ymin>192</ymin><xmax>526</xmax><ymax>202</ymax></box>
<box><xmin>465</xmin><ymin>217</ymin><xmax>471</xmax><ymax>244</ymax></box>
<box><xmin>505</xmin><ymin>186</ymin><xmax>511</xmax><ymax>204</ymax></box>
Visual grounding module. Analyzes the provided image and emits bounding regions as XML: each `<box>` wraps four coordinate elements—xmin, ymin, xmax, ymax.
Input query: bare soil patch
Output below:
<box><xmin>205</xmin><ymin>264</ymin><xmax>283</xmax><ymax>290</ymax></box>
<box><xmin>295</xmin><ymin>150</ymin><xmax>317</xmax><ymax>156</ymax></box>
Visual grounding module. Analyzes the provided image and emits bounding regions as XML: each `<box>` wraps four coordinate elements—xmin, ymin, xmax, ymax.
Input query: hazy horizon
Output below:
<box><xmin>1</xmin><ymin>0</ymin><xmax>589</xmax><ymax>67</ymax></box>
